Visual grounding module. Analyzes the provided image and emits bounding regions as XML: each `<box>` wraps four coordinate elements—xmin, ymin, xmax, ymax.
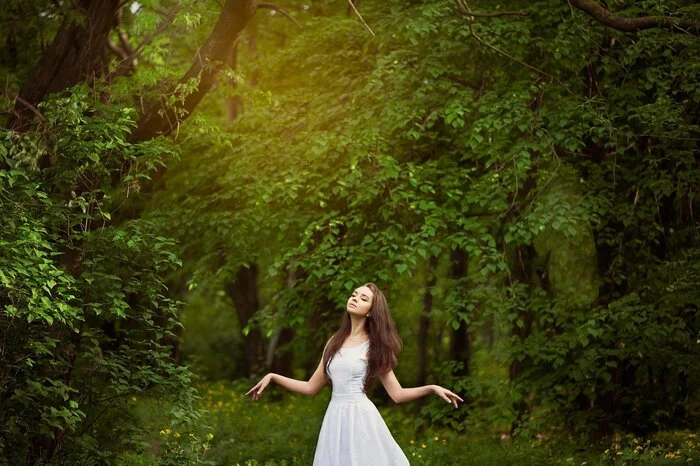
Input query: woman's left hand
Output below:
<box><xmin>432</xmin><ymin>385</ymin><xmax>464</xmax><ymax>408</ymax></box>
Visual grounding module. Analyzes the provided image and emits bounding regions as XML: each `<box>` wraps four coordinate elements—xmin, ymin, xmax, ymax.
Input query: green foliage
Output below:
<box><xmin>0</xmin><ymin>88</ymin><xmax>196</xmax><ymax>464</ymax></box>
<box><xmin>1</xmin><ymin>0</ymin><xmax>699</xmax><ymax>461</ymax></box>
<box><xmin>151</xmin><ymin>0</ymin><xmax>700</xmax><ymax>440</ymax></box>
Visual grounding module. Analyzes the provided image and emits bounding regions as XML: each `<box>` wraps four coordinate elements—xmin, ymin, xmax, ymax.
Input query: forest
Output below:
<box><xmin>1</xmin><ymin>0</ymin><xmax>699</xmax><ymax>464</ymax></box>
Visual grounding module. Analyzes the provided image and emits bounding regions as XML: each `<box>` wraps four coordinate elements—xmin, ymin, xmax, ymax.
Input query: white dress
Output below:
<box><xmin>313</xmin><ymin>339</ymin><xmax>410</xmax><ymax>466</ymax></box>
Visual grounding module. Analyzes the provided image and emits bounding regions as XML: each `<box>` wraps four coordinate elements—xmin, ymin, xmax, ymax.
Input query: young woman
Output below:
<box><xmin>245</xmin><ymin>282</ymin><xmax>463</xmax><ymax>465</ymax></box>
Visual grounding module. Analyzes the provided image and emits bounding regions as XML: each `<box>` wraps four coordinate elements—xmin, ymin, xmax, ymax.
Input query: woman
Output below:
<box><xmin>245</xmin><ymin>282</ymin><xmax>463</xmax><ymax>465</ymax></box>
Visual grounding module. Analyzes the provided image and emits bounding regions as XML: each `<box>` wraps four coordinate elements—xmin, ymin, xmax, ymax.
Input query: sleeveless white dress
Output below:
<box><xmin>313</xmin><ymin>339</ymin><xmax>410</xmax><ymax>465</ymax></box>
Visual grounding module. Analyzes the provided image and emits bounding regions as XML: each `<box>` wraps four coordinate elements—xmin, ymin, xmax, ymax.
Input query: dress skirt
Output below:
<box><xmin>312</xmin><ymin>392</ymin><xmax>410</xmax><ymax>466</ymax></box>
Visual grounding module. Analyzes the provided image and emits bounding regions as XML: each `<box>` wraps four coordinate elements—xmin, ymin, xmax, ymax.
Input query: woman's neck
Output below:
<box><xmin>348</xmin><ymin>315</ymin><xmax>368</xmax><ymax>338</ymax></box>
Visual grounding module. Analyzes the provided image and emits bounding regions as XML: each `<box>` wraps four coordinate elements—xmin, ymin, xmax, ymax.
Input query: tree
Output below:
<box><xmin>0</xmin><ymin>0</ymin><xmax>280</xmax><ymax>462</ymax></box>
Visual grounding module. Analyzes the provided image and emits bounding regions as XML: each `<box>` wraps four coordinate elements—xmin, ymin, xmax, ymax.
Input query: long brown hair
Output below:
<box><xmin>322</xmin><ymin>282</ymin><xmax>403</xmax><ymax>393</ymax></box>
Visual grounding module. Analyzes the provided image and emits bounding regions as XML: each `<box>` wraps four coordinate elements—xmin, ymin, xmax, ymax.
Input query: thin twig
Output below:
<box><xmin>455</xmin><ymin>0</ymin><xmax>528</xmax><ymax>18</ymax></box>
<box><xmin>14</xmin><ymin>95</ymin><xmax>47</xmax><ymax>122</ymax></box>
<box><xmin>347</xmin><ymin>0</ymin><xmax>375</xmax><ymax>36</ymax></box>
<box><xmin>456</xmin><ymin>1</ymin><xmax>578</xmax><ymax>98</ymax></box>
<box><xmin>257</xmin><ymin>2</ymin><xmax>303</xmax><ymax>28</ymax></box>
<box><xmin>132</xmin><ymin>6</ymin><xmax>180</xmax><ymax>58</ymax></box>
<box><xmin>470</xmin><ymin>29</ymin><xmax>577</xmax><ymax>97</ymax></box>
<box><xmin>108</xmin><ymin>5</ymin><xmax>180</xmax><ymax>79</ymax></box>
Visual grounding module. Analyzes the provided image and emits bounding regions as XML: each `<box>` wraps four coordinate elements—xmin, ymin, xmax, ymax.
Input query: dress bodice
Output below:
<box><xmin>327</xmin><ymin>339</ymin><xmax>370</xmax><ymax>396</ymax></box>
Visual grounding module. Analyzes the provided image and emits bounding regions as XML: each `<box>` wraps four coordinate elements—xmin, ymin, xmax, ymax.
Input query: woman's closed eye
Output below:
<box><xmin>352</xmin><ymin>293</ymin><xmax>368</xmax><ymax>302</ymax></box>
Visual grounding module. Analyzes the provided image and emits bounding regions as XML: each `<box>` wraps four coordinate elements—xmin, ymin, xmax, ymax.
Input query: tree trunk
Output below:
<box><xmin>507</xmin><ymin>243</ymin><xmax>536</xmax><ymax>436</ymax></box>
<box><xmin>8</xmin><ymin>0</ymin><xmax>121</xmax><ymax>133</ymax></box>
<box><xmin>483</xmin><ymin>314</ymin><xmax>495</xmax><ymax>349</ymax></box>
<box><xmin>266</xmin><ymin>267</ymin><xmax>298</xmax><ymax>376</ymax></box>
<box><xmin>417</xmin><ymin>255</ymin><xmax>438</xmax><ymax>387</ymax></box>
<box><xmin>414</xmin><ymin>255</ymin><xmax>438</xmax><ymax>422</ymax></box>
<box><xmin>225</xmin><ymin>263</ymin><xmax>264</xmax><ymax>376</ymax></box>
<box><xmin>449</xmin><ymin>248</ymin><xmax>472</xmax><ymax>377</ymax></box>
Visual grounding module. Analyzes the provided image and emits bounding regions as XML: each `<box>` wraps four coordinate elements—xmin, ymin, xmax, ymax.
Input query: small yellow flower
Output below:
<box><xmin>206</xmin><ymin>433</ymin><xmax>214</xmax><ymax>441</ymax></box>
<box><xmin>409</xmin><ymin>440</ymin><xmax>415</xmax><ymax>444</ymax></box>
<box><xmin>131</xmin><ymin>396</ymin><xmax>137</xmax><ymax>402</ymax></box>
<box><xmin>434</xmin><ymin>436</ymin><xmax>439</xmax><ymax>441</ymax></box>
<box><xmin>174</xmin><ymin>432</ymin><xmax>180</xmax><ymax>438</ymax></box>
<box><xmin>421</xmin><ymin>443</ymin><xmax>427</xmax><ymax>449</ymax></box>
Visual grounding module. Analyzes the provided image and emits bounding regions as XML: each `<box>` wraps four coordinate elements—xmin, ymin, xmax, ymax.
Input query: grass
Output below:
<box><xmin>117</xmin><ymin>379</ymin><xmax>700</xmax><ymax>465</ymax></box>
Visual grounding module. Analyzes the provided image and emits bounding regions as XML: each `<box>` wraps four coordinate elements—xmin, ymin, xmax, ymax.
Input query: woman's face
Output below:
<box><xmin>346</xmin><ymin>285</ymin><xmax>373</xmax><ymax>317</ymax></box>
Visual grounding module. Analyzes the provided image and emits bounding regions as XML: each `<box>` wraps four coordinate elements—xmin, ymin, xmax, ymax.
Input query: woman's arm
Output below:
<box><xmin>271</xmin><ymin>353</ymin><xmax>327</xmax><ymax>396</ymax></box>
<box><xmin>379</xmin><ymin>369</ymin><xmax>432</xmax><ymax>404</ymax></box>
<box><xmin>246</xmin><ymin>338</ymin><xmax>332</xmax><ymax>400</ymax></box>
<box><xmin>379</xmin><ymin>369</ymin><xmax>463</xmax><ymax>407</ymax></box>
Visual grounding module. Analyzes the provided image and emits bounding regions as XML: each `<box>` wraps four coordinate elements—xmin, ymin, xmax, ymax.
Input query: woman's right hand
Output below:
<box><xmin>431</xmin><ymin>384</ymin><xmax>463</xmax><ymax>409</ymax></box>
<box><xmin>245</xmin><ymin>373</ymin><xmax>273</xmax><ymax>401</ymax></box>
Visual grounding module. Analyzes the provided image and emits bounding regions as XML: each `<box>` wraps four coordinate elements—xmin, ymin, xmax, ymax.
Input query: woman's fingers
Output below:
<box><xmin>436</xmin><ymin>389</ymin><xmax>460</xmax><ymax>408</ymax></box>
<box><xmin>447</xmin><ymin>393</ymin><xmax>460</xmax><ymax>407</ymax></box>
<box><xmin>245</xmin><ymin>380</ymin><xmax>265</xmax><ymax>397</ymax></box>
<box><xmin>435</xmin><ymin>387</ymin><xmax>462</xmax><ymax>408</ymax></box>
<box><xmin>254</xmin><ymin>386</ymin><xmax>266</xmax><ymax>401</ymax></box>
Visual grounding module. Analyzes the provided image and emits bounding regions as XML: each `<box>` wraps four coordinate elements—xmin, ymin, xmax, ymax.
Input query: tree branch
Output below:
<box><xmin>129</xmin><ymin>0</ymin><xmax>256</xmax><ymax>142</ymax></box>
<box><xmin>256</xmin><ymin>2</ymin><xmax>302</xmax><ymax>28</ymax></box>
<box><xmin>14</xmin><ymin>96</ymin><xmax>47</xmax><ymax>123</ymax></box>
<box><xmin>567</xmin><ymin>0</ymin><xmax>699</xmax><ymax>34</ymax></box>
<box><xmin>108</xmin><ymin>5</ymin><xmax>180</xmax><ymax>79</ymax></box>
<box><xmin>106</xmin><ymin>38</ymin><xmax>128</xmax><ymax>60</ymax></box>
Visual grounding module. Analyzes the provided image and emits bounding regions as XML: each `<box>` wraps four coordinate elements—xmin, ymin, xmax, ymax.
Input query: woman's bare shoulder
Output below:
<box><xmin>322</xmin><ymin>336</ymin><xmax>334</xmax><ymax>355</ymax></box>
